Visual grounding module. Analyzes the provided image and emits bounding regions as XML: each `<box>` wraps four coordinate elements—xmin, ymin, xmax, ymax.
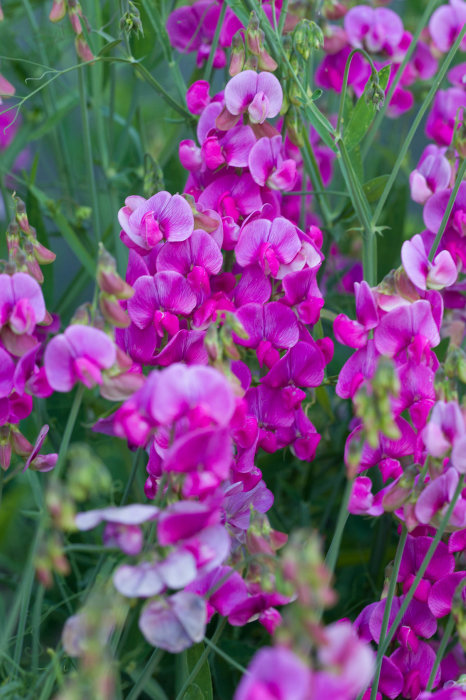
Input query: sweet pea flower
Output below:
<box><xmin>139</xmin><ymin>591</ymin><xmax>207</xmax><ymax>653</ymax></box>
<box><xmin>198</xmin><ymin>173</ymin><xmax>262</xmax><ymax>222</ymax></box>
<box><xmin>248</xmin><ymin>136</ymin><xmax>297</xmax><ymax>191</ymax></box>
<box><xmin>425</xmin><ymin>88</ymin><xmax>466</xmax><ymax>146</ymax></box>
<box><xmin>429</xmin><ymin>0</ymin><xmax>466</xmax><ymax>53</ymax></box>
<box><xmin>44</xmin><ymin>325</ymin><xmax>116</xmax><ymax>392</ymax></box>
<box><xmin>235</xmin><ymin>217</ymin><xmax>301</xmax><ymax>277</ymax></box>
<box><xmin>217</xmin><ymin>70</ymin><xmax>283</xmax><ymax>129</ymax></box>
<box><xmin>118</xmin><ymin>192</ymin><xmax>194</xmax><ymax>253</ymax></box>
<box><xmin>334</xmin><ymin>281</ymin><xmax>379</xmax><ymax>349</ymax></box>
<box><xmin>415</xmin><ymin>468</ymin><xmax>466</xmax><ymax>529</ymax></box>
<box><xmin>348</xmin><ymin>476</ymin><xmax>384</xmax><ymax>516</ymax></box>
<box><xmin>166</xmin><ymin>0</ymin><xmax>227</xmax><ymax>69</ymax></box>
<box><xmin>234</xmin><ymin>302</ymin><xmax>299</xmax><ymax>367</ymax></box>
<box><xmin>76</xmin><ymin>504</ymin><xmax>159</xmax><ymax>556</ymax></box>
<box><xmin>401</xmin><ymin>234</ymin><xmax>457</xmax><ymax>291</ymax></box>
<box><xmin>409</xmin><ymin>145</ymin><xmax>452</xmax><ymax>204</ymax></box>
<box><xmin>422</xmin><ymin>401</ymin><xmax>466</xmax><ymax>472</ymax></box>
<box><xmin>0</xmin><ymin>272</ymin><xmax>46</xmax><ymax>355</ymax></box>
<box><xmin>344</xmin><ymin>6</ymin><xmax>404</xmax><ymax>55</ymax></box>
<box><xmin>373</xmin><ymin>299</ymin><xmax>440</xmax><ymax>358</ymax></box>
<box><xmin>234</xmin><ymin>646</ymin><xmax>313</xmax><ymax>700</ymax></box>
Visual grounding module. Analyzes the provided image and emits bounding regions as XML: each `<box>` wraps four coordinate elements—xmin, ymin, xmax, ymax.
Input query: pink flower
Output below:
<box><xmin>0</xmin><ymin>272</ymin><xmax>46</xmax><ymax>336</ymax></box>
<box><xmin>220</xmin><ymin>70</ymin><xmax>283</xmax><ymax>127</ymax></box>
<box><xmin>348</xmin><ymin>476</ymin><xmax>384</xmax><ymax>516</ymax></box>
<box><xmin>429</xmin><ymin>0</ymin><xmax>466</xmax><ymax>53</ymax></box>
<box><xmin>401</xmin><ymin>234</ymin><xmax>457</xmax><ymax>290</ymax></box>
<box><xmin>422</xmin><ymin>401</ymin><xmax>466</xmax><ymax>471</ymax></box>
<box><xmin>425</xmin><ymin>88</ymin><xmax>466</xmax><ymax>146</ymax></box>
<box><xmin>415</xmin><ymin>468</ymin><xmax>466</xmax><ymax>529</ymax></box>
<box><xmin>235</xmin><ymin>217</ymin><xmax>301</xmax><ymax>277</ymax></box>
<box><xmin>248</xmin><ymin>136</ymin><xmax>297</xmax><ymax>191</ymax></box>
<box><xmin>118</xmin><ymin>192</ymin><xmax>194</xmax><ymax>252</ymax></box>
<box><xmin>344</xmin><ymin>6</ymin><xmax>404</xmax><ymax>55</ymax></box>
<box><xmin>44</xmin><ymin>325</ymin><xmax>116</xmax><ymax>392</ymax></box>
<box><xmin>234</xmin><ymin>646</ymin><xmax>313</xmax><ymax>700</ymax></box>
<box><xmin>409</xmin><ymin>146</ymin><xmax>451</xmax><ymax>205</ymax></box>
<box><xmin>316</xmin><ymin>46</ymin><xmax>371</xmax><ymax>97</ymax></box>
<box><xmin>166</xmin><ymin>1</ymin><xmax>227</xmax><ymax>68</ymax></box>
<box><xmin>373</xmin><ymin>299</ymin><xmax>440</xmax><ymax>358</ymax></box>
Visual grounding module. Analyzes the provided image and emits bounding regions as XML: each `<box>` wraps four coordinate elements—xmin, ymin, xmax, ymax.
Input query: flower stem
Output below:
<box><xmin>370</xmin><ymin>527</ymin><xmax>408</xmax><ymax>700</ymax></box>
<box><xmin>428</xmin><ymin>158</ymin><xmax>466</xmax><ymax>262</ymax></box>
<box><xmin>325</xmin><ymin>477</ymin><xmax>352</xmax><ymax>575</ymax></box>
<box><xmin>426</xmin><ymin>613</ymin><xmax>455</xmax><ymax>691</ymax></box>
<box><xmin>376</xmin><ymin>475</ymin><xmax>465</xmax><ymax>663</ymax></box>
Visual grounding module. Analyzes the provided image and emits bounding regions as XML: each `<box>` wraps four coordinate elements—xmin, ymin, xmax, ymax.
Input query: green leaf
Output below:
<box><xmin>28</xmin><ymin>184</ymin><xmax>96</xmax><ymax>278</ymax></box>
<box><xmin>28</xmin><ymin>94</ymin><xmax>79</xmax><ymax>142</ymax></box>
<box><xmin>97</xmin><ymin>39</ymin><xmax>122</xmax><ymax>56</ymax></box>
<box><xmin>362</xmin><ymin>175</ymin><xmax>390</xmax><ymax>202</ymax></box>
<box><xmin>185</xmin><ymin>643</ymin><xmax>213</xmax><ymax>700</ymax></box>
<box><xmin>182</xmin><ymin>685</ymin><xmax>205</xmax><ymax>700</ymax></box>
<box><xmin>343</xmin><ymin>65</ymin><xmax>391</xmax><ymax>152</ymax></box>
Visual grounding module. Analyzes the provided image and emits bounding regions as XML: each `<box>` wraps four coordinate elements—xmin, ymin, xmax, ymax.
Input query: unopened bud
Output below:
<box><xmin>246</xmin><ymin>12</ymin><xmax>262</xmax><ymax>56</ymax></box>
<box><xmin>229</xmin><ymin>32</ymin><xmax>245</xmax><ymax>76</ymax></box>
<box><xmin>32</xmin><ymin>239</ymin><xmax>56</xmax><ymax>265</ymax></box>
<box><xmin>99</xmin><ymin>293</ymin><xmax>130</xmax><ymax>328</ymax></box>
<box><xmin>293</xmin><ymin>20</ymin><xmax>324</xmax><ymax>60</ymax></box>
<box><xmin>75</xmin><ymin>35</ymin><xmax>94</xmax><ymax>62</ymax></box>
<box><xmin>120</xmin><ymin>0</ymin><xmax>143</xmax><ymax>37</ymax></box>
<box><xmin>366</xmin><ymin>76</ymin><xmax>385</xmax><ymax>111</ymax></box>
<box><xmin>454</xmin><ymin>110</ymin><xmax>466</xmax><ymax>159</ymax></box>
<box><xmin>285</xmin><ymin>106</ymin><xmax>304</xmax><ymax>147</ymax></box>
<box><xmin>49</xmin><ymin>0</ymin><xmax>66</xmax><ymax>22</ymax></box>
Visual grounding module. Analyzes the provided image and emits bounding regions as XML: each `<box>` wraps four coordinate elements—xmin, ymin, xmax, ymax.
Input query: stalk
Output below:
<box><xmin>375</xmin><ymin>476</ymin><xmax>465</xmax><ymax>665</ymax></box>
<box><xmin>428</xmin><ymin>158</ymin><xmax>466</xmax><ymax>262</ymax></box>
<box><xmin>426</xmin><ymin>613</ymin><xmax>455</xmax><ymax>691</ymax></box>
<box><xmin>370</xmin><ymin>528</ymin><xmax>408</xmax><ymax>700</ymax></box>
<box><xmin>78</xmin><ymin>67</ymin><xmax>101</xmax><ymax>245</ymax></box>
<box><xmin>325</xmin><ymin>478</ymin><xmax>352</xmax><ymax>575</ymax></box>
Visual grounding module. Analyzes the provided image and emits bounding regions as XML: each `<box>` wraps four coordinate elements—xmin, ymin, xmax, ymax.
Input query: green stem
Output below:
<box><xmin>336</xmin><ymin>48</ymin><xmax>378</xmax><ymax>137</ymax></box>
<box><xmin>78</xmin><ymin>66</ymin><xmax>101</xmax><ymax>245</ymax></box>
<box><xmin>203</xmin><ymin>635</ymin><xmax>249</xmax><ymax>675</ymax></box>
<box><xmin>51</xmin><ymin>385</ymin><xmax>84</xmax><ymax>483</ymax></box>
<box><xmin>126</xmin><ymin>648</ymin><xmax>165</xmax><ymax>700</ymax></box>
<box><xmin>426</xmin><ymin>613</ymin><xmax>455</xmax><ymax>691</ymax></box>
<box><xmin>372</xmin><ymin>24</ymin><xmax>466</xmax><ymax>226</ymax></box>
<box><xmin>175</xmin><ymin>618</ymin><xmax>226</xmax><ymax>700</ymax></box>
<box><xmin>204</xmin><ymin>2</ymin><xmax>227</xmax><ymax>83</ymax></box>
<box><xmin>370</xmin><ymin>528</ymin><xmax>408</xmax><ymax>700</ymax></box>
<box><xmin>121</xmin><ymin>449</ymin><xmax>143</xmax><ymax>505</ymax></box>
<box><xmin>301</xmin><ymin>126</ymin><xmax>333</xmax><ymax>229</ymax></box>
<box><xmin>428</xmin><ymin>158</ymin><xmax>466</xmax><ymax>262</ymax></box>
<box><xmin>325</xmin><ymin>478</ymin><xmax>352</xmax><ymax>575</ymax></box>
<box><xmin>362</xmin><ymin>0</ymin><xmax>441</xmax><ymax>160</ymax></box>
<box><xmin>377</xmin><ymin>475</ymin><xmax>465</xmax><ymax>662</ymax></box>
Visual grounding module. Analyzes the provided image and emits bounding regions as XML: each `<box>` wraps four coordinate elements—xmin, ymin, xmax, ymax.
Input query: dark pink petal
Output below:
<box><xmin>234</xmin><ymin>302</ymin><xmax>299</xmax><ymax>349</ymax></box>
<box><xmin>374</xmin><ymin>300</ymin><xmax>440</xmax><ymax>356</ymax></box>
<box><xmin>336</xmin><ymin>340</ymin><xmax>378</xmax><ymax>399</ymax></box>
<box><xmin>334</xmin><ymin>314</ymin><xmax>368</xmax><ymax>349</ymax></box>
<box><xmin>158</xmin><ymin>193</ymin><xmax>194</xmax><ymax>241</ymax></box>
<box><xmin>234</xmin><ymin>265</ymin><xmax>272</xmax><ymax>306</ymax></box>
<box><xmin>163</xmin><ymin>426</ymin><xmax>232</xmax><ymax>480</ymax></box>
<box><xmin>222</xmin><ymin>125</ymin><xmax>256</xmax><ymax>167</ymax></box>
<box><xmin>428</xmin><ymin>573</ymin><xmax>466</xmax><ymax>618</ymax></box>
<box><xmin>157</xmin><ymin>501</ymin><xmax>220</xmax><ymax>546</ymax></box>
<box><xmin>155</xmin><ymin>329</ymin><xmax>208</xmax><ymax>366</ymax></box>
<box><xmin>0</xmin><ymin>347</ymin><xmax>15</xmax><ymax>398</ymax></box>
<box><xmin>262</xmin><ymin>340</ymin><xmax>325</xmax><ymax>388</ymax></box>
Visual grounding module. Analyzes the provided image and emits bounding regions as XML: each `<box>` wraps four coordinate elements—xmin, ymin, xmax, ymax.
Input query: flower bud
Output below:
<box><xmin>32</xmin><ymin>239</ymin><xmax>56</xmax><ymax>265</ymax></box>
<box><xmin>366</xmin><ymin>76</ymin><xmax>385</xmax><ymax>111</ymax></box>
<box><xmin>453</xmin><ymin>109</ymin><xmax>466</xmax><ymax>159</ymax></box>
<box><xmin>285</xmin><ymin>106</ymin><xmax>304</xmax><ymax>146</ymax></box>
<box><xmin>246</xmin><ymin>12</ymin><xmax>261</xmax><ymax>56</ymax></box>
<box><xmin>99</xmin><ymin>293</ymin><xmax>131</xmax><ymax>328</ymax></box>
<box><xmin>293</xmin><ymin>20</ymin><xmax>324</xmax><ymax>60</ymax></box>
<box><xmin>75</xmin><ymin>35</ymin><xmax>94</xmax><ymax>62</ymax></box>
<box><xmin>229</xmin><ymin>32</ymin><xmax>245</xmax><ymax>76</ymax></box>
<box><xmin>49</xmin><ymin>0</ymin><xmax>66</xmax><ymax>22</ymax></box>
<box><xmin>120</xmin><ymin>0</ymin><xmax>143</xmax><ymax>37</ymax></box>
<box><xmin>97</xmin><ymin>245</ymin><xmax>133</xmax><ymax>298</ymax></box>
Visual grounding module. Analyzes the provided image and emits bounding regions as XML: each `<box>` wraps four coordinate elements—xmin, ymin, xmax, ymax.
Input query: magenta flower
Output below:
<box><xmin>344</xmin><ymin>6</ymin><xmax>404</xmax><ymax>55</ymax></box>
<box><xmin>186</xmin><ymin>80</ymin><xmax>211</xmax><ymax>115</ymax></box>
<box><xmin>248</xmin><ymin>136</ymin><xmax>297</xmax><ymax>191</ymax></box>
<box><xmin>234</xmin><ymin>302</ymin><xmax>299</xmax><ymax>367</ymax></box>
<box><xmin>262</xmin><ymin>340</ymin><xmax>326</xmax><ymax>392</ymax></box>
<box><xmin>429</xmin><ymin>0</ymin><xmax>466</xmax><ymax>53</ymax></box>
<box><xmin>409</xmin><ymin>145</ymin><xmax>452</xmax><ymax>205</ymax></box>
<box><xmin>149</xmin><ymin>363</ymin><xmax>235</xmax><ymax>427</ymax></box>
<box><xmin>390</xmin><ymin>641</ymin><xmax>440</xmax><ymax>698</ymax></box>
<box><xmin>398</xmin><ymin>535</ymin><xmax>455</xmax><ymax>602</ymax></box>
<box><xmin>44</xmin><ymin>325</ymin><xmax>116</xmax><ymax>392</ymax></box>
<box><xmin>156</xmin><ymin>230</ymin><xmax>223</xmax><ymax>298</ymax></box>
<box><xmin>316</xmin><ymin>46</ymin><xmax>371</xmax><ymax>97</ymax></box>
<box><xmin>425</xmin><ymin>88</ymin><xmax>466</xmax><ymax>146</ymax></box>
<box><xmin>166</xmin><ymin>0</ymin><xmax>227</xmax><ymax>69</ymax></box>
<box><xmin>0</xmin><ymin>347</ymin><xmax>15</xmax><ymax>398</ymax></box>
<box><xmin>0</xmin><ymin>272</ymin><xmax>46</xmax><ymax>355</ymax></box>
<box><xmin>219</xmin><ymin>70</ymin><xmax>283</xmax><ymax>128</ymax></box>
<box><xmin>234</xmin><ymin>646</ymin><xmax>313</xmax><ymax>700</ymax></box>
<box><xmin>401</xmin><ymin>234</ymin><xmax>457</xmax><ymax>290</ymax></box>
<box><xmin>118</xmin><ymin>192</ymin><xmax>194</xmax><ymax>253</ymax></box>
<box><xmin>334</xmin><ymin>281</ymin><xmax>378</xmax><ymax>349</ymax></box>
<box><xmin>415</xmin><ymin>468</ymin><xmax>466</xmax><ymax>529</ymax></box>
<box><xmin>198</xmin><ymin>173</ymin><xmax>262</xmax><ymax>222</ymax></box>
<box><xmin>348</xmin><ymin>476</ymin><xmax>384</xmax><ymax>516</ymax></box>
<box><xmin>128</xmin><ymin>271</ymin><xmax>197</xmax><ymax>341</ymax></box>
<box><xmin>428</xmin><ymin>572</ymin><xmax>466</xmax><ymax>618</ymax></box>
<box><xmin>422</xmin><ymin>401</ymin><xmax>466</xmax><ymax>472</ymax></box>
<box><xmin>235</xmin><ymin>217</ymin><xmax>301</xmax><ymax>277</ymax></box>
<box><xmin>373</xmin><ymin>299</ymin><xmax>440</xmax><ymax>358</ymax></box>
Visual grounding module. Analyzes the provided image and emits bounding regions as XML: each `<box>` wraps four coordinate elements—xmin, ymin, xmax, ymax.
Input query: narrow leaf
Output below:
<box><xmin>343</xmin><ymin>66</ymin><xmax>391</xmax><ymax>152</ymax></box>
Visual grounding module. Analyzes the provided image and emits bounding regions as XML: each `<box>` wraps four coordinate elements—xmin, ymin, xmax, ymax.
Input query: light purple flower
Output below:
<box><xmin>425</xmin><ymin>88</ymin><xmax>466</xmax><ymax>146</ymax></box>
<box><xmin>0</xmin><ymin>272</ymin><xmax>46</xmax><ymax>337</ymax></box>
<box><xmin>429</xmin><ymin>0</ymin><xmax>466</xmax><ymax>53</ymax></box>
<box><xmin>248</xmin><ymin>136</ymin><xmax>297</xmax><ymax>191</ymax></box>
<box><xmin>222</xmin><ymin>70</ymin><xmax>283</xmax><ymax>126</ymax></box>
<box><xmin>344</xmin><ymin>6</ymin><xmax>404</xmax><ymax>55</ymax></box>
<box><xmin>139</xmin><ymin>591</ymin><xmax>207</xmax><ymax>653</ymax></box>
<box><xmin>118</xmin><ymin>192</ymin><xmax>194</xmax><ymax>253</ymax></box>
<box><xmin>235</xmin><ymin>217</ymin><xmax>301</xmax><ymax>277</ymax></box>
<box><xmin>409</xmin><ymin>146</ymin><xmax>452</xmax><ymax>204</ymax></box>
<box><xmin>44</xmin><ymin>325</ymin><xmax>116</xmax><ymax>392</ymax></box>
<box><xmin>402</xmin><ymin>234</ymin><xmax>457</xmax><ymax>290</ymax></box>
